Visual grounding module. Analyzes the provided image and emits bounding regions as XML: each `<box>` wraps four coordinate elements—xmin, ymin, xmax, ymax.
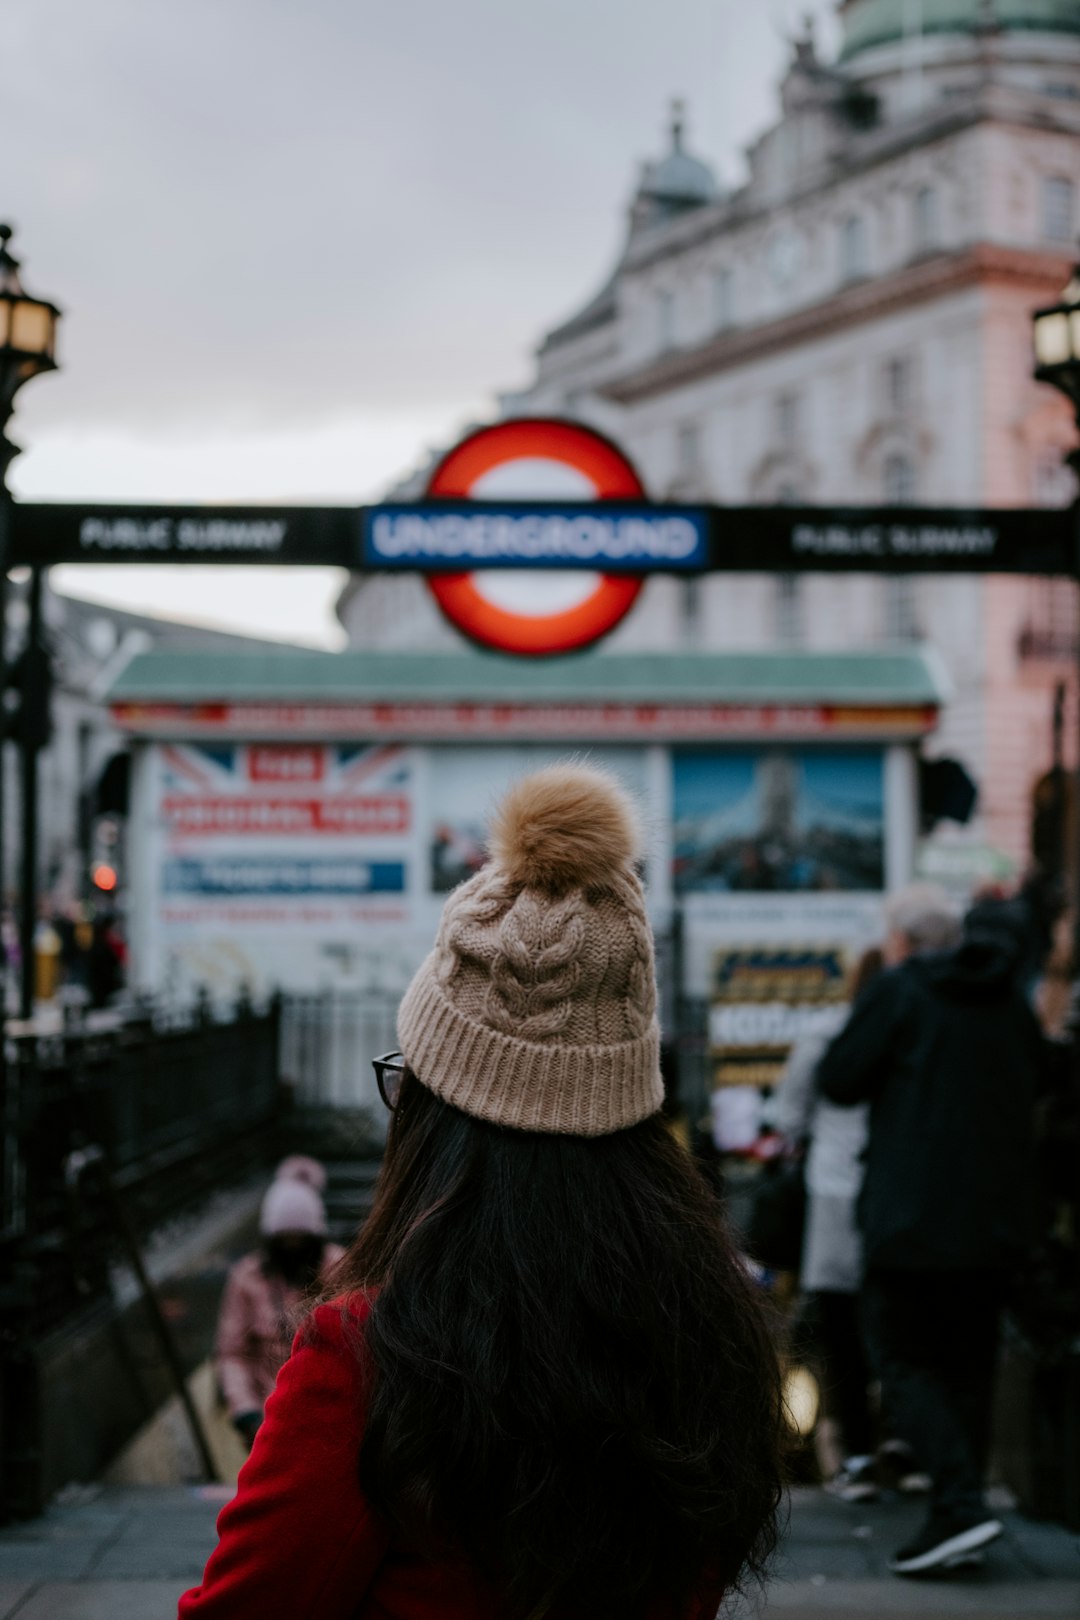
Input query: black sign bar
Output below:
<box><xmin>10</xmin><ymin>503</ymin><xmax>359</xmax><ymax>570</ymax></box>
<box><xmin>703</xmin><ymin>503</ymin><xmax>1076</xmax><ymax>577</ymax></box>
<box><xmin>9</xmin><ymin>499</ymin><xmax>1077</xmax><ymax>576</ymax></box>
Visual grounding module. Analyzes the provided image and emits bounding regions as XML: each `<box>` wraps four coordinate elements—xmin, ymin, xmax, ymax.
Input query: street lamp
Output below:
<box><xmin>1034</xmin><ymin>261</ymin><xmax>1080</xmax><ymax>482</ymax></box>
<box><xmin>0</xmin><ymin>224</ymin><xmax>61</xmax><ymax>483</ymax></box>
<box><xmin>0</xmin><ymin>227</ymin><xmax>61</xmax><ymax>1023</ymax></box>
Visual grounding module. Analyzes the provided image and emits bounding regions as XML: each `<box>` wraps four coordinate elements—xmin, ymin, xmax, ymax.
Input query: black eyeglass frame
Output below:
<box><xmin>373</xmin><ymin>1051</ymin><xmax>406</xmax><ymax>1111</ymax></box>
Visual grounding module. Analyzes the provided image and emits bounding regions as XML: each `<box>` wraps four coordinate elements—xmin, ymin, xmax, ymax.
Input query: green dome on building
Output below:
<box><xmin>840</xmin><ymin>0</ymin><xmax>1080</xmax><ymax>60</ymax></box>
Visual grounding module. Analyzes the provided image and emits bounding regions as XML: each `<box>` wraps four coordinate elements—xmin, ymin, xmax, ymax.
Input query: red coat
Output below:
<box><xmin>179</xmin><ymin>1296</ymin><xmax>726</xmax><ymax>1619</ymax></box>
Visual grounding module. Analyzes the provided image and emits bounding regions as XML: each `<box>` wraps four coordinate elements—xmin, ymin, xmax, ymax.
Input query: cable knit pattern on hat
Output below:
<box><xmin>398</xmin><ymin>764</ymin><xmax>664</xmax><ymax>1136</ymax></box>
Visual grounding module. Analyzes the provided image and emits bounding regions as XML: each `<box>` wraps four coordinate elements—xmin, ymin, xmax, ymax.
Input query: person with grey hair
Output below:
<box><xmin>818</xmin><ymin>884</ymin><xmax>1045</xmax><ymax>1577</ymax></box>
<box><xmin>882</xmin><ymin>883</ymin><xmax>962</xmax><ymax>962</ymax></box>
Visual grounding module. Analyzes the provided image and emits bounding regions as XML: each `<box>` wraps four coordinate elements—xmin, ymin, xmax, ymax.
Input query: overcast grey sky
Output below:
<box><xmin>8</xmin><ymin>0</ymin><xmax>838</xmax><ymax>644</ymax></box>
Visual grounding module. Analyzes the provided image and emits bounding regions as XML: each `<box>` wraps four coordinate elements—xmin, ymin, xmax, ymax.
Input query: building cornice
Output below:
<box><xmin>620</xmin><ymin>95</ymin><xmax>1079</xmax><ymax>281</ymax></box>
<box><xmin>599</xmin><ymin>244</ymin><xmax>1073</xmax><ymax>404</ymax></box>
<box><xmin>620</xmin><ymin>111</ymin><xmax>978</xmax><ymax>278</ymax></box>
<box><xmin>539</xmin><ymin>86</ymin><xmax>1079</xmax><ymax>359</ymax></box>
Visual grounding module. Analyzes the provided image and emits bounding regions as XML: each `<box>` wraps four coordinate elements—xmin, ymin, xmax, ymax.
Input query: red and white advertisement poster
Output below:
<box><xmin>134</xmin><ymin>741</ymin><xmax>426</xmax><ymax>999</ymax></box>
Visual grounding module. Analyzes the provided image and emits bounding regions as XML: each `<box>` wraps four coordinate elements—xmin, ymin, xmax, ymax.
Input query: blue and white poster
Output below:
<box><xmin>672</xmin><ymin>747</ymin><xmax>885</xmax><ymax>895</ymax></box>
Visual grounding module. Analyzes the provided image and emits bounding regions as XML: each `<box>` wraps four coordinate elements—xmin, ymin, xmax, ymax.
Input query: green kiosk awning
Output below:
<box><xmin>108</xmin><ymin>648</ymin><xmax>943</xmax><ymax>742</ymax></box>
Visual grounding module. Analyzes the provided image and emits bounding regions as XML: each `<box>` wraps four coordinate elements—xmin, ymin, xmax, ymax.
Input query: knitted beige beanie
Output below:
<box><xmin>397</xmin><ymin>764</ymin><xmax>663</xmax><ymax>1136</ymax></box>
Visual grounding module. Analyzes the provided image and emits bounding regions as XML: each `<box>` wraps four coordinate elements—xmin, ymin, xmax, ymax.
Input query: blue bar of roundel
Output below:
<box><xmin>163</xmin><ymin>857</ymin><xmax>406</xmax><ymax>897</ymax></box>
<box><xmin>362</xmin><ymin>504</ymin><xmax>708</xmax><ymax>570</ymax></box>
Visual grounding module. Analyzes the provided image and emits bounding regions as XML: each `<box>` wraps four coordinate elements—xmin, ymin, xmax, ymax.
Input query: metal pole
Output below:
<box><xmin>0</xmin><ymin>480</ymin><xmax>9</xmax><ymax>1022</ymax></box>
<box><xmin>65</xmin><ymin>1147</ymin><xmax>219</xmax><ymax>1483</ymax></box>
<box><xmin>1069</xmin><ymin>468</ymin><xmax>1080</xmax><ymax>1535</ymax></box>
<box><xmin>18</xmin><ymin>569</ymin><xmax>42</xmax><ymax>1022</ymax></box>
<box><xmin>1070</xmin><ymin>450</ymin><xmax>1080</xmax><ymax>989</ymax></box>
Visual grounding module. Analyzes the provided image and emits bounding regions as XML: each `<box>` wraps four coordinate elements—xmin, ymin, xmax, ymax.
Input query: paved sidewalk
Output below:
<box><xmin>0</xmin><ymin>1483</ymin><xmax>1075</xmax><ymax>1617</ymax></box>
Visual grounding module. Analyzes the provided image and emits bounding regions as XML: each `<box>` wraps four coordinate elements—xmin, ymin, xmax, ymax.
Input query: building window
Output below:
<box><xmin>1018</xmin><ymin>579</ymin><xmax>1079</xmax><ymax>661</ymax></box>
<box><xmin>682</xmin><ymin>577</ymin><xmax>703</xmax><ymax>641</ymax></box>
<box><xmin>913</xmin><ymin>185</ymin><xmax>939</xmax><ymax>254</ymax></box>
<box><xmin>775</xmin><ymin>393</ymin><xmax>800</xmax><ymax>447</ymax></box>
<box><xmin>884</xmin><ymin>356</ymin><xmax>913</xmax><ymax>415</ymax></box>
<box><xmin>883</xmin><ymin>452</ymin><xmax>917</xmax><ymax>504</ymax></box>
<box><xmin>775</xmin><ymin>574</ymin><xmax>804</xmax><ymax>645</ymax></box>
<box><xmin>1033</xmin><ymin>449</ymin><xmax>1078</xmax><ymax>507</ymax></box>
<box><xmin>713</xmin><ymin>267</ymin><xmax>734</xmax><ymax>330</ymax></box>
<box><xmin>840</xmin><ymin>215</ymin><xmax>867</xmax><ymax>282</ymax></box>
<box><xmin>676</xmin><ymin>420</ymin><xmax>701</xmax><ymax>477</ymax></box>
<box><xmin>883</xmin><ymin>577</ymin><xmax>920</xmax><ymax>642</ymax></box>
<box><xmin>656</xmin><ymin>290</ymin><xmax>675</xmax><ymax>352</ymax></box>
<box><xmin>1043</xmin><ymin>176</ymin><xmax>1075</xmax><ymax>243</ymax></box>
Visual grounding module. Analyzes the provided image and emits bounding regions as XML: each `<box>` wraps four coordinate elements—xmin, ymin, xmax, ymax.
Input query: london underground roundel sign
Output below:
<box><xmin>424</xmin><ymin>418</ymin><xmax>647</xmax><ymax>656</ymax></box>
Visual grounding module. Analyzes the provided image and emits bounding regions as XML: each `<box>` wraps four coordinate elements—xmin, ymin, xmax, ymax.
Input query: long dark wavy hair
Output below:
<box><xmin>324</xmin><ymin>1068</ymin><xmax>785</xmax><ymax>1619</ymax></box>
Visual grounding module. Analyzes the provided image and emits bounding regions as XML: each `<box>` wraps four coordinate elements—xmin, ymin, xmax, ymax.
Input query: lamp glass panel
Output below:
<box><xmin>0</xmin><ymin>299</ymin><xmax>9</xmax><ymax>347</ymax></box>
<box><xmin>9</xmin><ymin>300</ymin><xmax>53</xmax><ymax>356</ymax></box>
<box><xmin>1035</xmin><ymin>311</ymin><xmax>1071</xmax><ymax>368</ymax></box>
<box><xmin>1071</xmin><ymin>310</ymin><xmax>1080</xmax><ymax>360</ymax></box>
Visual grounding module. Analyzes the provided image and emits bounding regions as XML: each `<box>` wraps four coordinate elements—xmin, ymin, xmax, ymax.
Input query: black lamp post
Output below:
<box><xmin>1033</xmin><ymin>266</ymin><xmax>1080</xmax><ymax>1533</ymax></box>
<box><xmin>1034</xmin><ymin>262</ymin><xmax>1080</xmax><ymax>885</ymax></box>
<box><xmin>1033</xmin><ymin>263</ymin><xmax>1080</xmax><ymax>978</ymax></box>
<box><xmin>1033</xmin><ymin>265</ymin><xmax>1080</xmax><ymax>899</ymax></box>
<box><xmin>0</xmin><ymin>226</ymin><xmax>62</xmax><ymax>1021</ymax></box>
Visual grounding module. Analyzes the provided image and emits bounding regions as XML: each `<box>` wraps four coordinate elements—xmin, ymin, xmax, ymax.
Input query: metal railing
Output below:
<box><xmin>0</xmin><ymin>995</ymin><xmax>282</xmax><ymax>1339</ymax></box>
<box><xmin>279</xmin><ymin>988</ymin><xmax>399</xmax><ymax>1116</ymax></box>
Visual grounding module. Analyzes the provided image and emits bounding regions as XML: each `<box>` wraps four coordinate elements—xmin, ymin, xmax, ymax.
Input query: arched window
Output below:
<box><xmin>775</xmin><ymin>574</ymin><xmax>804</xmax><ymax>645</ymax></box>
<box><xmin>1018</xmin><ymin>579</ymin><xmax>1079</xmax><ymax>661</ymax></box>
<box><xmin>1043</xmin><ymin>176</ymin><xmax>1075</xmax><ymax>244</ymax></box>
<box><xmin>913</xmin><ymin>185</ymin><xmax>939</xmax><ymax>254</ymax></box>
<box><xmin>840</xmin><ymin>215</ymin><xmax>867</xmax><ymax>282</ymax></box>
<box><xmin>884</xmin><ymin>453</ymin><xmax>917</xmax><ymax>505</ymax></box>
<box><xmin>884</xmin><ymin>355</ymin><xmax>914</xmax><ymax>415</ymax></box>
<box><xmin>682</xmin><ymin>577</ymin><xmax>702</xmax><ymax>641</ymax></box>
<box><xmin>1033</xmin><ymin>450</ymin><xmax>1078</xmax><ymax>508</ymax></box>
<box><xmin>713</xmin><ymin>268</ymin><xmax>735</xmax><ymax>331</ymax></box>
<box><xmin>883</xmin><ymin>578</ymin><xmax>920</xmax><ymax>643</ymax></box>
<box><xmin>657</xmin><ymin>290</ymin><xmax>675</xmax><ymax>352</ymax></box>
<box><xmin>676</xmin><ymin>420</ymin><xmax>701</xmax><ymax>476</ymax></box>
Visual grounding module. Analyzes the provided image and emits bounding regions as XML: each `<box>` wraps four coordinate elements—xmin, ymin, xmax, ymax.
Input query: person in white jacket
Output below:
<box><xmin>774</xmin><ymin>948</ymin><xmax>881</xmax><ymax>1501</ymax></box>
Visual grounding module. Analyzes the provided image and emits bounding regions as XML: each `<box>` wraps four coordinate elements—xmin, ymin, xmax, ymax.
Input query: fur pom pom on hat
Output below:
<box><xmin>398</xmin><ymin>763</ymin><xmax>663</xmax><ymax>1136</ymax></box>
<box><xmin>489</xmin><ymin>764</ymin><xmax>642</xmax><ymax>893</ymax></box>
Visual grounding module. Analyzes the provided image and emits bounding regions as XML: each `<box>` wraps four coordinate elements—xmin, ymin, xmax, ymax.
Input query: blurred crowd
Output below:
<box><xmin>762</xmin><ymin>876</ymin><xmax>1077</xmax><ymax>1573</ymax></box>
<box><xmin>2</xmin><ymin>901</ymin><xmax>127</xmax><ymax>1011</ymax></box>
<box><xmin>186</xmin><ymin>857</ymin><xmax>1080</xmax><ymax>1581</ymax></box>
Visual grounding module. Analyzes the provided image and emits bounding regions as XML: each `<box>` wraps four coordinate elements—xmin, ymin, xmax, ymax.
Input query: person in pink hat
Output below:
<box><xmin>184</xmin><ymin>767</ymin><xmax>785</xmax><ymax>1618</ymax></box>
<box><xmin>214</xmin><ymin>1157</ymin><xmax>344</xmax><ymax>1448</ymax></box>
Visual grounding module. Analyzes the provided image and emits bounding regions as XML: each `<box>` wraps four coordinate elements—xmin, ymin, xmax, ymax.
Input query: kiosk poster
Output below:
<box><xmin>671</xmin><ymin>746</ymin><xmax>885</xmax><ymax>1150</ymax></box>
<box><xmin>142</xmin><ymin>741</ymin><xmax>417</xmax><ymax>996</ymax></box>
<box><xmin>707</xmin><ymin>942</ymin><xmax>852</xmax><ymax>1151</ymax></box>
<box><xmin>427</xmin><ymin>745</ymin><xmax>647</xmax><ymax>893</ymax></box>
<box><xmin>673</xmin><ymin>747</ymin><xmax>885</xmax><ymax>894</ymax></box>
<box><xmin>709</xmin><ymin>944</ymin><xmax>850</xmax><ymax>1088</ymax></box>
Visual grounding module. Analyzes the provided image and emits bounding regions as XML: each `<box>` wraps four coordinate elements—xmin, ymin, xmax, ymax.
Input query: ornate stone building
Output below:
<box><xmin>341</xmin><ymin>0</ymin><xmax>1080</xmax><ymax>871</ymax></box>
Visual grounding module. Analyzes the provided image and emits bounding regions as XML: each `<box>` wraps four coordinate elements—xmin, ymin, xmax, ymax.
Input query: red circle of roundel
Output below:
<box><xmin>424</xmin><ymin>418</ymin><xmax>647</xmax><ymax>656</ymax></box>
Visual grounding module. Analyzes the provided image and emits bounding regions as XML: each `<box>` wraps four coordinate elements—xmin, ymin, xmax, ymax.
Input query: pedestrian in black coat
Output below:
<box><xmin>818</xmin><ymin>884</ymin><xmax>1046</xmax><ymax>1576</ymax></box>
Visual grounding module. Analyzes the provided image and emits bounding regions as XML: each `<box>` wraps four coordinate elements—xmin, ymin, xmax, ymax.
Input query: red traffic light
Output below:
<box><xmin>92</xmin><ymin>863</ymin><xmax>118</xmax><ymax>893</ymax></box>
